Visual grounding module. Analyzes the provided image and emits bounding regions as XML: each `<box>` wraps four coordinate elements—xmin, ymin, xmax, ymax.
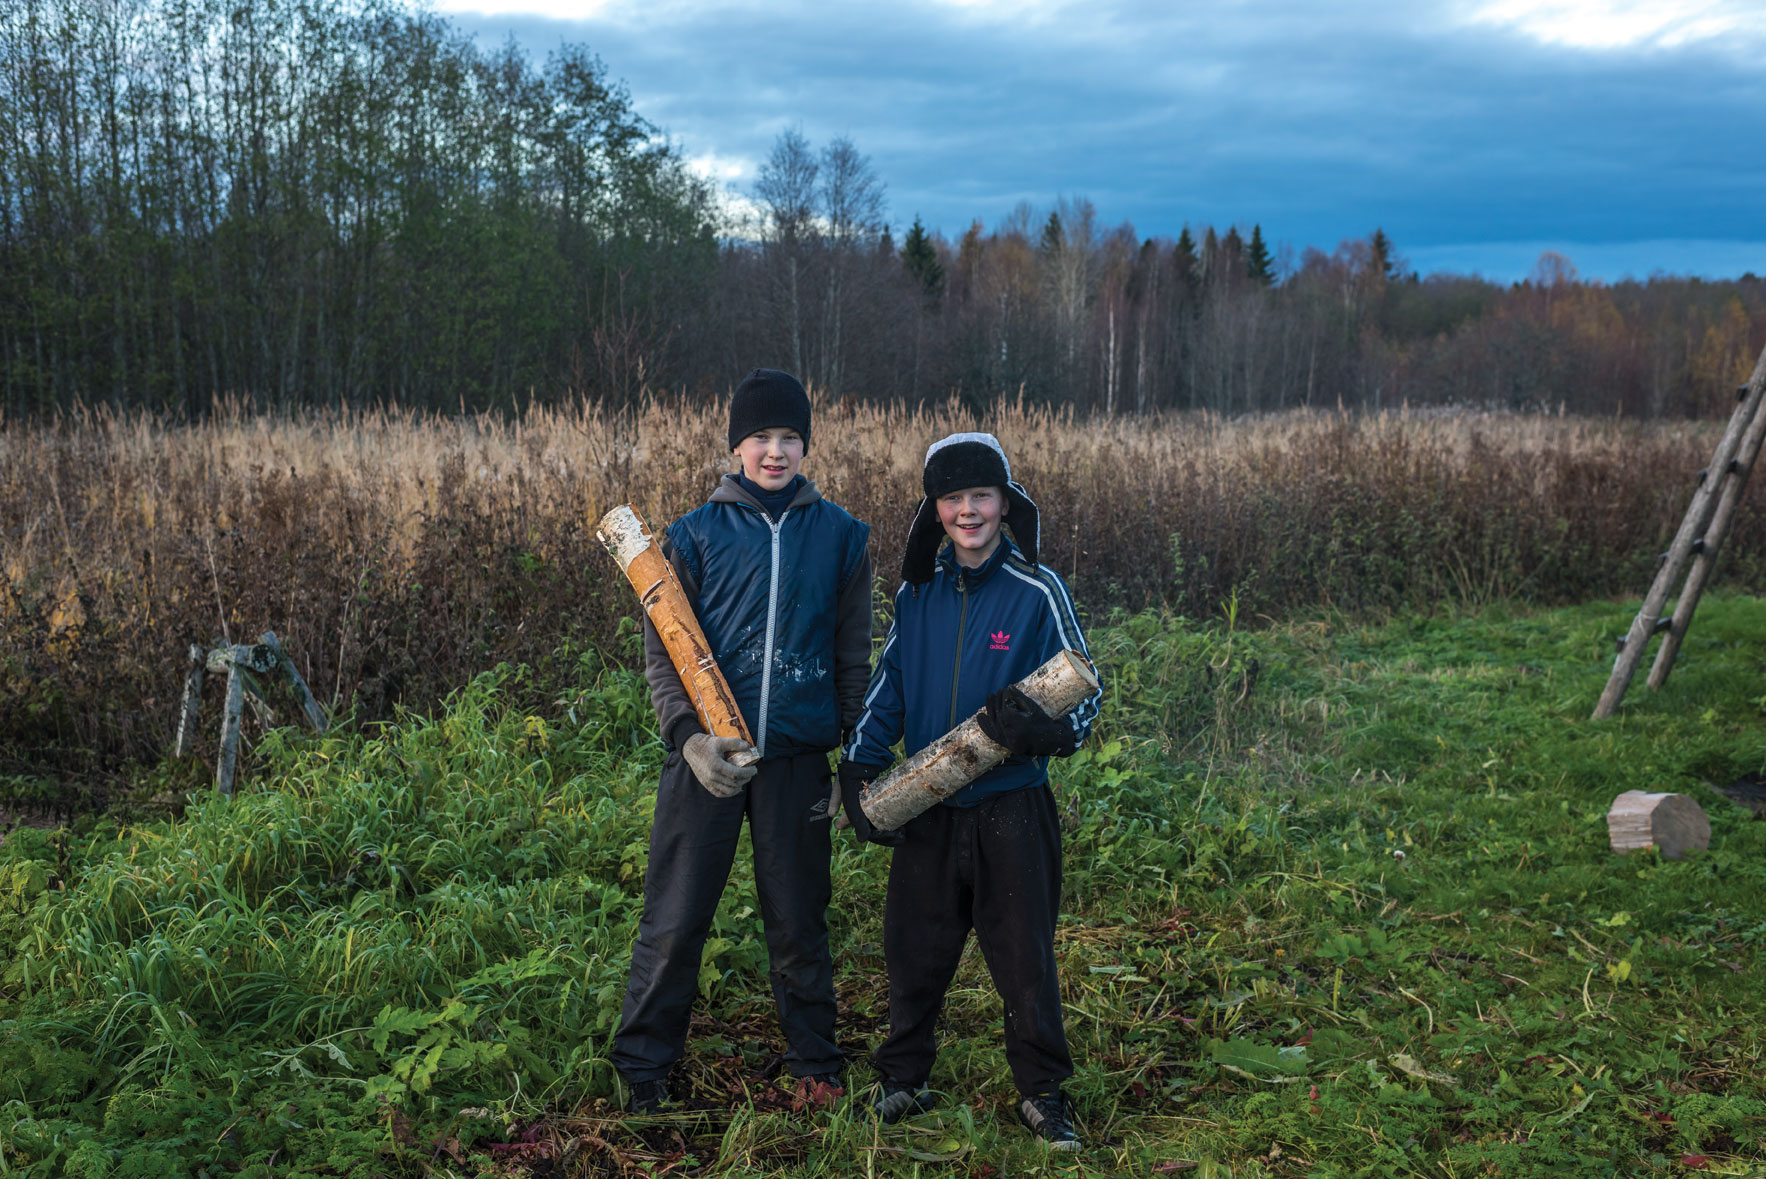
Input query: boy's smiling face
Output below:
<box><xmin>936</xmin><ymin>485</ymin><xmax>1007</xmax><ymax>568</ymax></box>
<box><xmin>733</xmin><ymin>427</ymin><xmax>805</xmax><ymax>492</ymax></box>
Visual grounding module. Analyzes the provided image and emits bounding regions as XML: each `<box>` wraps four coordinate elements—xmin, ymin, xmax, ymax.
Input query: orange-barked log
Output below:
<box><xmin>596</xmin><ymin>504</ymin><xmax>759</xmax><ymax>767</ymax></box>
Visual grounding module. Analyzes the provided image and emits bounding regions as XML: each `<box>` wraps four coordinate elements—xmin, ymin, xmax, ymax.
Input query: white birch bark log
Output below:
<box><xmin>859</xmin><ymin>650</ymin><xmax>1099</xmax><ymax>832</ymax></box>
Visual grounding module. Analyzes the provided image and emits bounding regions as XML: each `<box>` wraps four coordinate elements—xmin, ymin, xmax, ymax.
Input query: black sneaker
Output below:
<box><xmin>872</xmin><ymin>1078</ymin><xmax>935</xmax><ymax>1124</ymax></box>
<box><xmin>1018</xmin><ymin>1090</ymin><xmax>1080</xmax><ymax>1150</ymax></box>
<box><xmin>625</xmin><ymin>1076</ymin><xmax>672</xmax><ymax>1114</ymax></box>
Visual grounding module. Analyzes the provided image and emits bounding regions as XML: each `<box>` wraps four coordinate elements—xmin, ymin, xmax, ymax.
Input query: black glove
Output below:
<box><xmin>838</xmin><ymin>760</ymin><xmax>904</xmax><ymax>846</ymax></box>
<box><xmin>977</xmin><ymin>686</ymin><xmax>1075</xmax><ymax>759</ymax></box>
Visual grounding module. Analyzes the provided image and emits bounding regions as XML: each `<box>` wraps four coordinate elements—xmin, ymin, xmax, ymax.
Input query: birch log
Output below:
<box><xmin>1606</xmin><ymin>790</ymin><xmax>1710</xmax><ymax>860</ymax></box>
<box><xmin>858</xmin><ymin>650</ymin><xmax>1099</xmax><ymax>832</ymax></box>
<box><xmin>596</xmin><ymin>504</ymin><xmax>759</xmax><ymax>767</ymax></box>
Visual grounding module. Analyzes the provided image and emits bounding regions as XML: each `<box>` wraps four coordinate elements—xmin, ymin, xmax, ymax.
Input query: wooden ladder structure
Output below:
<box><xmin>174</xmin><ymin>630</ymin><xmax>329</xmax><ymax>794</ymax></box>
<box><xmin>1594</xmin><ymin>343</ymin><xmax>1766</xmax><ymax>719</ymax></box>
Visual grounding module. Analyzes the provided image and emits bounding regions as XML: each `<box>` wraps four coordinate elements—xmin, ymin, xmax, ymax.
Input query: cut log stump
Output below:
<box><xmin>1606</xmin><ymin>790</ymin><xmax>1710</xmax><ymax>860</ymax></box>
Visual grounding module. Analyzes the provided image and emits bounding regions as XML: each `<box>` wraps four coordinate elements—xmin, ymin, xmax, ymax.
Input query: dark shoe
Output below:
<box><xmin>796</xmin><ymin>1072</ymin><xmax>845</xmax><ymax>1110</ymax></box>
<box><xmin>625</xmin><ymin>1076</ymin><xmax>672</xmax><ymax>1114</ymax></box>
<box><xmin>1018</xmin><ymin>1090</ymin><xmax>1080</xmax><ymax>1150</ymax></box>
<box><xmin>873</xmin><ymin>1078</ymin><xmax>935</xmax><ymax>1124</ymax></box>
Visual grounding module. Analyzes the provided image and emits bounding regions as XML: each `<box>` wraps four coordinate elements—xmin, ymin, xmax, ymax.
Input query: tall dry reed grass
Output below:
<box><xmin>2</xmin><ymin>396</ymin><xmax>1757</xmax><ymax>799</ymax></box>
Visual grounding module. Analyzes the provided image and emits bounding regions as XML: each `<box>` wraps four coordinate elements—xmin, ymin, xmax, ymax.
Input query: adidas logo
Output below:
<box><xmin>989</xmin><ymin>631</ymin><xmax>1011</xmax><ymax>651</ymax></box>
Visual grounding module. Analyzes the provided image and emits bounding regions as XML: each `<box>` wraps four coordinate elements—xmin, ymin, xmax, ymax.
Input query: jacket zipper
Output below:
<box><xmin>948</xmin><ymin>572</ymin><xmax>969</xmax><ymax>730</ymax></box>
<box><xmin>755</xmin><ymin>507</ymin><xmax>791</xmax><ymax>758</ymax></box>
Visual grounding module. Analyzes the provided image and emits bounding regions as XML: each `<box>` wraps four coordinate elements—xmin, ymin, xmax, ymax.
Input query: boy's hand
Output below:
<box><xmin>838</xmin><ymin>761</ymin><xmax>904</xmax><ymax>846</ymax></box>
<box><xmin>978</xmin><ymin>687</ymin><xmax>1075</xmax><ymax>759</ymax></box>
<box><xmin>683</xmin><ymin>733</ymin><xmax>758</xmax><ymax>797</ymax></box>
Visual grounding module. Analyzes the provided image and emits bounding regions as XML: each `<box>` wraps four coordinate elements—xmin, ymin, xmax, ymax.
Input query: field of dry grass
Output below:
<box><xmin>3</xmin><ymin>397</ymin><xmax>1758</xmax><ymax>801</ymax></box>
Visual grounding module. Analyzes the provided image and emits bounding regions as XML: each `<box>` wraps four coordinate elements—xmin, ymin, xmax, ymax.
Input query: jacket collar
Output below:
<box><xmin>936</xmin><ymin>533</ymin><xmax>1019</xmax><ymax>588</ymax></box>
<box><xmin>709</xmin><ymin>472</ymin><xmax>821</xmax><ymax>514</ymax></box>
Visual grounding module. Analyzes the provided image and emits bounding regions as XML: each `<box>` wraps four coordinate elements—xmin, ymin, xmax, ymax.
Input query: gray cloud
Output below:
<box><xmin>440</xmin><ymin>0</ymin><xmax>1766</xmax><ymax>279</ymax></box>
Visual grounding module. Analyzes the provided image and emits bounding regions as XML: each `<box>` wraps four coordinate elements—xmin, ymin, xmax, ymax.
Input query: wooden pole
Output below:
<box><xmin>1647</xmin><ymin>383</ymin><xmax>1766</xmax><ymax>690</ymax></box>
<box><xmin>262</xmin><ymin>631</ymin><xmax>329</xmax><ymax>732</ymax></box>
<box><xmin>857</xmin><ymin>650</ymin><xmax>1099</xmax><ymax>832</ymax></box>
<box><xmin>239</xmin><ymin>667</ymin><xmax>277</xmax><ymax>727</ymax></box>
<box><xmin>216</xmin><ymin>646</ymin><xmax>248</xmax><ymax>796</ymax></box>
<box><xmin>596</xmin><ymin>505</ymin><xmax>758</xmax><ymax>766</ymax></box>
<box><xmin>1593</xmin><ymin>359</ymin><xmax>1766</xmax><ymax>718</ymax></box>
<box><xmin>174</xmin><ymin>642</ymin><xmax>205</xmax><ymax>757</ymax></box>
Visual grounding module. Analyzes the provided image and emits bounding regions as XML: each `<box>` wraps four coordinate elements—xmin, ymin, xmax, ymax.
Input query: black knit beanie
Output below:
<box><xmin>728</xmin><ymin>368</ymin><xmax>811</xmax><ymax>454</ymax></box>
<box><xmin>901</xmin><ymin>432</ymin><xmax>1041</xmax><ymax>584</ymax></box>
<box><xmin>922</xmin><ymin>438</ymin><xmax>1011</xmax><ymax>499</ymax></box>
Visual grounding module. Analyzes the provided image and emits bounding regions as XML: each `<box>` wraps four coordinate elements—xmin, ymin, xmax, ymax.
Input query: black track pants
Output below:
<box><xmin>871</xmin><ymin>784</ymin><xmax>1073</xmax><ymax>1096</ymax></box>
<box><xmin>611</xmin><ymin>750</ymin><xmax>839</xmax><ymax>1082</ymax></box>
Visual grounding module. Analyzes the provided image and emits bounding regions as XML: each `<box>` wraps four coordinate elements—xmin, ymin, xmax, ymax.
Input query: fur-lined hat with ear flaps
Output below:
<box><xmin>901</xmin><ymin>432</ymin><xmax>1040</xmax><ymax>584</ymax></box>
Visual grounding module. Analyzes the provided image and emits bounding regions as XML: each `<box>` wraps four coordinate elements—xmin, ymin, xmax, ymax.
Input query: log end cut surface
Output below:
<box><xmin>595</xmin><ymin>505</ymin><xmax>652</xmax><ymax>568</ymax></box>
<box><xmin>1606</xmin><ymin>790</ymin><xmax>1711</xmax><ymax>860</ymax></box>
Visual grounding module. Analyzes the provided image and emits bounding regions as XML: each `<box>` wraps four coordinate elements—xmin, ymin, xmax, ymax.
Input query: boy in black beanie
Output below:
<box><xmin>612</xmin><ymin>369</ymin><xmax>873</xmax><ymax>1113</ymax></box>
<box><xmin>841</xmin><ymin>432</ymin><xmax>1100</xmax><ymax>1150</ymax></box>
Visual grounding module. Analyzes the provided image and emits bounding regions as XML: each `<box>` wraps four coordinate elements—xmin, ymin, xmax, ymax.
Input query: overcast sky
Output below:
<box><xmin>431</xmin><ymin>0</ymin><xmax>1766</xmax><ymax>283</ymax></box>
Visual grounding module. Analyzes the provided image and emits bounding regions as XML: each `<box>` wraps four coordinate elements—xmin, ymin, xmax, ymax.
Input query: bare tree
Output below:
<box><xmin>816</xmin><ymin>135</ymin><xmax>884</xmax><ymax>394</ymax></box>
<box><xmin>754</xmin><ymin>127</ymin><xmax>818</xmax><ymax>376</ymax></box>
<box><xmin>1039</xmin><ymin>195</ymin><xmax>1097</xmax><ymax>396</ymax></box>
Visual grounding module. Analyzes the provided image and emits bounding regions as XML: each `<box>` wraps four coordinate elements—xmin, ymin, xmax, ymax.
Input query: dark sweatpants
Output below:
<box><xmin>872</xmin><ymin>784</ymin><xmax>1073</xmax><ymax>1096</ymax></box>
<box><xmin>611</xmin><ymin>750</ymin><xmax>839</xmax><ymax>1083</ymax></box>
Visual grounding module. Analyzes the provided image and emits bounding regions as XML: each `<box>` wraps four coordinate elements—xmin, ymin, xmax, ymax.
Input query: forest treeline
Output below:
<box><xmin>4</xmin><ymin>0</ymin><xmax>1765</xmax><ymax>419</ymax></box>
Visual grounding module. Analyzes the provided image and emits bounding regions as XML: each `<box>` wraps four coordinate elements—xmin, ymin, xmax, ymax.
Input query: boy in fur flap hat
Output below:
<box><xmin>840</xmin><ymin>432</ymin><xmax>1101</xmax><ymax>1150</ymax></box>
<box><xmin>612</xmin><ymin>369</ymin><xmax>872</xmax><ymax>1113</ymax></box>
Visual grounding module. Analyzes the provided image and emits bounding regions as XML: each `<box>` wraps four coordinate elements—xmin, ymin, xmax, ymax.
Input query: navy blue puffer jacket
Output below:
<box><xmin>655</xmin><ymin>476</ymin><xmax>872</xmax><ymax>759</ymax></box>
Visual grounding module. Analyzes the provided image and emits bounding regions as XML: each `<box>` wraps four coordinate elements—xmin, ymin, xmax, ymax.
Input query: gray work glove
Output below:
<box><xmin>682</xmin><ymin>732</ymin><xmax>758</xmax><ymax>798</ymax></box>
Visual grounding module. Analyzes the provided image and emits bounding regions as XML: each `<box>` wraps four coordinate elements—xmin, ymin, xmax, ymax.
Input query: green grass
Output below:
<box><xmin>2</xmin><ymin>598</ymin><xmax>1765</xmax><ymax>1177</ymax></box>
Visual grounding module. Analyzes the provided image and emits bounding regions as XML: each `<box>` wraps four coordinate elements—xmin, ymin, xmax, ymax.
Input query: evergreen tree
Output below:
<box><xmin>1370</xmin><ymin>228</ymin><xmax>1398</xmax><ymax>282</ymax></box>
<box><xmin>900</xmin><ymin>215</ymin><xmax>944</xmax><ymax>298</ymax></box>
<box><xmin>1220</xmin><ymin>227</ymin><xmax>1244</xmax><ymax>283</ymax></box>
<box><xmin>1246</xmin><ymin>224</ymin><xmax>1274</xmax><ymax>286</ymax></box>
<box><xmin>1128</xmin><ymin>238</ymin><xmax>1158</xmax><ymax>303</ymax></box>
<box><xmin>1174</xmin><ymin>227</ymin><xmax>1199</xmax><ymax>289</ymax></box>
<box><xmin>1040</xmin><ymin>210</ymin><xmax>1064</xmax><ymax>256</ymax></box>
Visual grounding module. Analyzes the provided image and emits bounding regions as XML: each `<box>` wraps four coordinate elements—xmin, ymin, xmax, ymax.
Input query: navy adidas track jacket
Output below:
<box><xmin>842</xmin><ymin>537</ymin><xmax>1101</xmax><ymax>807</ymax></box>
